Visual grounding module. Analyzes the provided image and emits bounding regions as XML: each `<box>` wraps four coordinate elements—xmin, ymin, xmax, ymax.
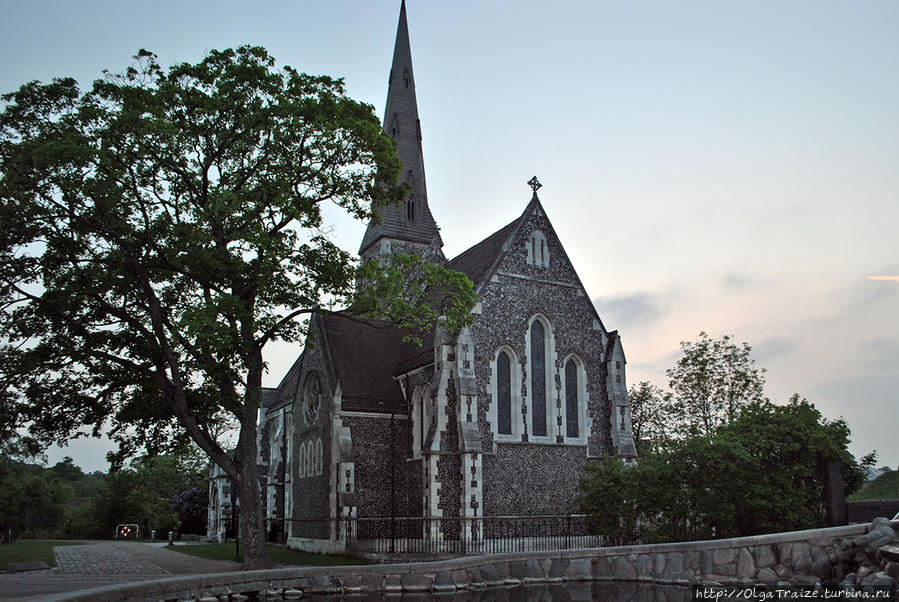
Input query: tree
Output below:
<box><xmin>627</xmin><ymin>381</ymin><xmax>670</xmax><ymax>453</ymax></box>
<box><xmin>666</xmin><ymin>331</ymin><xmax>766</xmax><ymax>440</ymax></box>
<box><xmin>579</xmin><ymin>396</ymin><xmax>868</xmax><ymax>540</ymax></box>
<box><xmin>0</xmin><ymin>47</ymin><xmax>475</xmax><ymax>567</ymax></box>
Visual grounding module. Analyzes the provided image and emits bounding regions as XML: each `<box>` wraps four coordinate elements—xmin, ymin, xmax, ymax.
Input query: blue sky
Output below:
<box><xmin>2</xmin><ymin>1</ymin><xmax>897</xmax><ymax>472</ymax></box>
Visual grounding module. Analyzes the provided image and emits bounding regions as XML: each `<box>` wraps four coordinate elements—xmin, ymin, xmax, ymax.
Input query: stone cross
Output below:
<box><xmin>527</xmin><ymin>176</ymin><xmax>542</xmax><ymax>193</ymax></box>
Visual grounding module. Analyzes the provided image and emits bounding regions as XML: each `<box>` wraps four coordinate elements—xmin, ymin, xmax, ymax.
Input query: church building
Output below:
<box><xmin>246</xmin><ymin>2</ymin><xmax>637</xmax><ymax>551</ymax></box>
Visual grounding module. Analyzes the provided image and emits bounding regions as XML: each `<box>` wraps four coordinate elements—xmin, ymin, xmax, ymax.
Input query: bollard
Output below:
<box><xmin>151</xmin><ymin>529</ymin><xmax>156</xmax><ymax>541</ymax></box>
<box><xmin>168</xmin><ymin>530</ymin><xmax>174</xmax><ymax>546</ymax></box>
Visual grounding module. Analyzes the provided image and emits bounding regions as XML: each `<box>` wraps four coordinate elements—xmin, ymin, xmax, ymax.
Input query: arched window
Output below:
<box><xmin>530</xmin><ymin>320</ymin><xmax>547</xmax><ymax>437</ymax></box>
<box><xmin>314</xmin><ymin>439</ymin><xmax>323</xmax><ymax>476</ymax></box>
<box><xmin>306</xmin><ymin>441</ymin><xmax>314</xmax><ymax>478</ymax></box>
<box><xmin>565</xmin><ymin>358</ymin><xmax>581</xmax><ymax>438</ymax></box>
<box><xmin>298</xmin><ymin>443</ymin><xmax>306</xmax><ymax>478</ymax></box>
<box><xmin>497</xmin><ymin>350</ymin><xmax>512</xmax><ymax>435</ymax></box>
<box><xmin>527</xmin><ymin>230</ymin><xmax>549</xmax><ymax>268</ymax></box>
<box><xmin>406</xmin><ymin>196</ymin><xmax>415</xmax><ymax>221</ymax></box>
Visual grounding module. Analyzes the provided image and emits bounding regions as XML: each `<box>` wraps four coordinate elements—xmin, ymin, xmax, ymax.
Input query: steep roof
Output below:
<box><xmin>320</xmin><ymin>312</ymin><xmax>429</xmax><ymax>413</ymax></box>
<box><xmin>359</xmin><ymin>1</ymin><xmax>441</xmax><ymax>255</ymax></box>
<box><xmin>446</xmin><ymin>218</ymin><xmax>520</xmax><ymax>288</ymax></box>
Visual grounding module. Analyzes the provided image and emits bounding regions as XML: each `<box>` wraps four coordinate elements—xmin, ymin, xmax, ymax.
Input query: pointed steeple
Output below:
<box><xmin>359</xmin><ymin>1</ymin><xmax>443</xmax><ymax>261</ymax></box>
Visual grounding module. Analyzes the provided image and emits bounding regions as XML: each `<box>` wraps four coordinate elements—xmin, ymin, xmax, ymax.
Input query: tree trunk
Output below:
<box><xmin>235</xmin><ymin>409</ymin><xmax>272</xmax><ymax>569</ymax></box>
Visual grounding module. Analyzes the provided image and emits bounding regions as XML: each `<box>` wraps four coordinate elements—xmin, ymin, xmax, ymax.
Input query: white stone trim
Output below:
<box><xmin>488</xmin><ymin>345</ymin><xmax>523</xmax><ymax>443</ymax></box>
<box><xmin>560</xmin><ymin>353</ymin><xmax>589</xmax><ymax>445</ymax></box>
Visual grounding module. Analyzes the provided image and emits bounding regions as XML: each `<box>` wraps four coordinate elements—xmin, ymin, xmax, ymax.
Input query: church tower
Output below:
<box><xmin>359</xmin><ymin>1</ymin><xmax>444</xmax><ymax>263</ymax></box>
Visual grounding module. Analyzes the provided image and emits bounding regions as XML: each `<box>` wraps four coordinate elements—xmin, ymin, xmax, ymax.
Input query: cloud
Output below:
<box><xmin>593</xmin><ymin>291</ymin><xmax>675</xmax><ymax>331</ymax></box>
<box><xmin>723</xmin><ymin>272</ymin><xmax>752</xmax><ymax>289</ymax></box>
<box><xmin>753</xmin><ymin>337</ymin><xmax>798</xmax><ymax>361</ymax></box>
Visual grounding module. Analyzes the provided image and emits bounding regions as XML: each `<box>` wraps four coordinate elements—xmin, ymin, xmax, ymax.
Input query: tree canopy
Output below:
<box><xmin>0</xmin><ymin>46</ymin><xmax>476</xmax><ymax>567</ymax></box>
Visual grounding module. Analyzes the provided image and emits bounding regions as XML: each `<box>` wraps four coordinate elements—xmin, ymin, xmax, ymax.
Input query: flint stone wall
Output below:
<box><xmin>51</xmin><ymin>520</ymin><xmax>898</xmax><ymax>601</ymax></box>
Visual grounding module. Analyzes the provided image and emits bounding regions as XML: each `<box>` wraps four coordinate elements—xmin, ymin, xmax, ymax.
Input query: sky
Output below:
<box><xmin>2</xmin><ymin>1</ymin><xmax>897</xmax><ymax>473</ymax></box>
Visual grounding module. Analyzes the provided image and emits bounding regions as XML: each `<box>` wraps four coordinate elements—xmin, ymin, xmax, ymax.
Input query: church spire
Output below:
<box><xmin>359</xmin><ymin>1</ymin><xmax>443</xmax><ymax>262</ymax></box>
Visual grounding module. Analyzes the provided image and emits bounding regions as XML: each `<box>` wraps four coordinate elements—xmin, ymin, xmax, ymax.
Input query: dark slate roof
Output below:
<box><xmin>446</xmin><ymin>218</ymin><xmax>520</xmax><ymax>288</ymax></box>
<box><xmin>267</xmin><ymin>353</ymin><xmax>303</xmax><ymax>413</ymax></box>
<box><xmin>261</xmin><ymin>387</ymin><xmax>280</xmax><ymax>409</ymax></box>
<box><xmin>320</xmin><ymin>312</ymin><xmax>429</xmax><ymax>413</ymax></box>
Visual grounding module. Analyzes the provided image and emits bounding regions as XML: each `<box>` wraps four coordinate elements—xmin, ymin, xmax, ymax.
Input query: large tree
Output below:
<box><xmin>666</xmin><ymin>331</ymin><xmax>766</xmax><ymax>440</ymax></box>
<box><xmin>0</xmin><ymin>47</ymin><xmax>475</xmax><ymax>567</ymax></box>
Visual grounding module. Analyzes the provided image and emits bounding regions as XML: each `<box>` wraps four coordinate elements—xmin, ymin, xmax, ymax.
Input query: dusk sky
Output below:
<box><xmin>2</xmin><ymin>1</ymin><xmax>896</xmax><ymax>473</ymax></box>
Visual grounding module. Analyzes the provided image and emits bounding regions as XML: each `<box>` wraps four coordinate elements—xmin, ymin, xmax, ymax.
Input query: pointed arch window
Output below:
<box><xmin>314</xmin><ymin>439</ymin><xmax>323</xmax><ymax>476</ymax></box>
<box><xmin>530</xmin><ymin>320</ymin><xmax>547</xmax><ymax>437</ymax></box>
<box><xmin>492</xmin><ymin>347</ymin><xmax>521</xmax><ymax>441</ymax></box>
<box><xmin>298</xmin><ymin>443</ymin><xmax>306</xmax><ymax>478</ymax></box>
<box><xmin>406</xmin><ymin>195</ymin><xmax>415</xmax><ymax>222</ymax></box>
<box><xmin>497</xmin><ymin>350</ymin><xmax>512</xmax><ymax>435</ymax></box>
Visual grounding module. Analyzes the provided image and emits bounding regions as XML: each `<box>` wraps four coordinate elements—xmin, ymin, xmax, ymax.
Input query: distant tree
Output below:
<box><xmin>627</xmin><ymin>381</ymin><xmax>670</xmax><ymax>453</ymax></box>
<box><xmin>0</xmin><ymin>457</ymin><xmax>70</xmax><ymax>539</ymax></box>
<box><xmin>0</xmin><ymin>46</ymin><xmax>475</xmax><ymax>567</ymax></box>
<box><xmin>666</xmin><ymin>332</ymin><xmax>766</xmax><ymax>440</ymax></box>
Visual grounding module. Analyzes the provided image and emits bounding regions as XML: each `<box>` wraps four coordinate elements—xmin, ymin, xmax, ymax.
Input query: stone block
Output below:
<box><xmin>479</xmin><ymin>563</ymin><xmax>503</xmax><ymax>586</ymax></box>
<box><xmin>810</xmin><ymin>558</ymin><xmax>832</xmax><ymax>579</ymax></box>
<box><xmin>384</xmin><ymin>574</ymin><xmax>403</xmax><ymax>593</ymax></box>
<box><xmin>524</xmin><ymin>559</ymin><xmax>545</xmax><ymax>582</ymax></box>
<box><xmin>737</xmin><ymin>549</ymin><xmax>755</xmax><ymax>578</ymax></box>
<box><xmin>613</xmin><ymin>557</ymin><xmax>637</xmax><ymax>581</ymax></box>
<box><xmin>776</xmin><ymin>542</ymin><xmax>792</xmax><ymax>565</ymax></box>
<box><xmin>548</xmin><ymin>558</ymin><xmax>567</xmax><ymax>580</ymax></box>
<box><xmin>662</xmin><ymin>553</ymin><xmax>685</xmax><ymax>579</ymax></box>
<box><xmin>467</xmin><ymin>566</ymin><xmax>485</xmax><ymax>587</ymax></box>
<box><xmin>713</xmin><ymin>548</ymin><xmax>736</xmax><ymax>565</ymax></box>
<box><xmin>451</xmin><ymin>569</ymin><xmax>469</xmax><ymax>588</ymax></box>
<box><xmin>509</xmin><ymin>560</ymin><xmax>526</xmax><ymax>580</ymax></box>
<box><xmin>402</xmin><ymin>572</ymin><xmax>433</xmax><ymax>592</ymax></box>
<box><xmin>592</xmin><ymin>556</ymin><xmax>613</xmax><ymax>580</ymax></box>
<box><xmin>775</xmin><ymin>564</ymin><xmax>793</xmax><ymax>579</ymax></box>
<box><xmin>566</xmin><ymin>558</ymin><xmax>591</xmax><ymax>581</ymax></box>
<box><xmin>716</xmin><ymin>564</ymin><xmax>736</xmax><ymax>577</ymax></box>
<box><xmin>753</xmin><ymin>545</ymin><xmax>776</xmax><ymax>569</ymax></box>
<box><xmin>434</xmin><ymin>571</ymin><xmax>456</xmax><ymax>591</ymax></box>
<box><xmin>654</xmin><ymin>553</ymin><xmax>666</xmax><ymax>576</ymax></box>
<box><xmin>701</xmin><ymin>550</ymin><xmax>713</xmax><ymax>575</ymax></box>
<box><xmin>635</xmin><ymin>554</ymin><xmax>653</xmax><ymax>579</ymax></box>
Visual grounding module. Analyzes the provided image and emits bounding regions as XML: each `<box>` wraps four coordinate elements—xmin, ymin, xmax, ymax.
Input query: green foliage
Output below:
<box><xmin>666</xmin><ymin>332</ymin><xmax>766</xmax><ymax>440</ymax></box>
<box><xmin>850</xmin><ymin>469</ymin><xmax>899</xmax><ymax>501</ymax></box>
<box><xmin>0</xmin><ymin>457</ymin><xmax>71</xmax><ymax>539</ymax></box>
<box><xmin>627</xmin><ymin>381</ymin><xmax>670</xmax><ymax>454</ymax></box>
<box><xmin>580</xmin><ymin>397</ymin><xmax>866</xmax><ymax>539</ymax></box>
<box><xmin>71</xmin><ymin>452</ymin><xmax>206</xmax><ymax>539</ymax></box>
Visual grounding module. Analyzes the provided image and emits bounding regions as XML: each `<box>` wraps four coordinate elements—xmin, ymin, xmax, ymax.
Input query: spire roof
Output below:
<box><xmin>359</xmin><ymin>1</ymin><xmax>442</xmax><ymax>256</ymax></box>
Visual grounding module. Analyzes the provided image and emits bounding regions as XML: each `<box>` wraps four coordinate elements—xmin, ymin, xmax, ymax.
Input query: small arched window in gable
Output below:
<box><xmin>527</xmin><ymin>230</ymin><xmax>549</xmax><ymax>268</ymax></box>
<box><xmin>390</xmin><ymin>113</ymin><xmax>399</xmax><ymax>139</ymax></box>
<box><xmin>306</xmin><ymin>441</ymin><xmax>315</xmax><ymax>477</ymax></box>
<box><xmin>406</xmin><ymin>195</ymin><xmax>415</xmax><ymax>222</ymax></box>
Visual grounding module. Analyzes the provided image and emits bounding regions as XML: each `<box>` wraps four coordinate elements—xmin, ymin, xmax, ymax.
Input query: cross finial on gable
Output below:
<box><xmin>527</xmin><ymin>176</ymin><xmax>542</xmax><ymax>194</ymax></box>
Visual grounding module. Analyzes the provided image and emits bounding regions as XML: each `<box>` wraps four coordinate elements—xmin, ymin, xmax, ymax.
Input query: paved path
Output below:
<box><xmin>0</xmin><ymin>542</ymin><xmax>240</xmax><ymax>600</ymax></box>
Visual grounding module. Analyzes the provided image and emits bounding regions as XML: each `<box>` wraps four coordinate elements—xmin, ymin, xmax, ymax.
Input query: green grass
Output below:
<box><xmin>168</xmin><ymin>543</ymin><xmax>366</xmax><ymax>566</ymax></box>
<box><xmin>850</xmin><ymin>470</ymin><xmax>899</xmax><ymax>500</ymax></box>
<box><xmin>0</xmin><ymin>540</ymin><xmax>85</xmax><ymax>569</ymax></box>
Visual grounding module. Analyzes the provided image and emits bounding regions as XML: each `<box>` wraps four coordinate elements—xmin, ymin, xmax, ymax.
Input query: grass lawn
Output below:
<box><xmin>169</xmin><ymin>543</ymin><xmax>366</xmax><ymax>566</ymax></box>
<box><xmin>0</xmin><ymin>540</ymin><xmax>85</xmax><ymax>569</ymax></box>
